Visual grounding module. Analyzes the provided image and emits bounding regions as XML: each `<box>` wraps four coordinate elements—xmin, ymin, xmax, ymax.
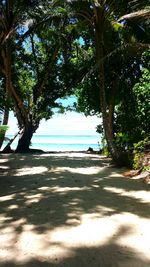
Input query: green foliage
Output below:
<box><xmin>75</xmin><ymin>72</ymin><xmax>100</xmax><ymax>116</ymax></box>
<box><xmin>115</xmin><ymin>132</ymin><xmax>130</xmax><ymax>150</ymax></box>
<box><xmin>96</xmin><ymin>128</ymin><xmax>110</xmax><ymax>157</ymax></box>
<box><xmin>133</xmin><ymin>138</ymin><xmax>148</xmax><ymax>169</ymax></box>
<box><xmin>2</xmin><ymin>1</ymin><xmax>83</xmax><ymax>133</ymax></box>
<box><xmin>133</xmin><ymin>138</ymin><xmax>148</xmax><ymax>153</ymax></box>
<box><xmin>0</xmin><ymin>125</ymin><xmax>8</xmax><ymax>132</ymax></box>
<box><xmin>133</xmin><ymin>66</ymin><xmax>150</xmax><ymax>133</ymax></box>
<box><xmin>101</xmin><ymin>139</ymin><xmax>110</xmax><ymax>157</ymax></box>
<box><xmin>0</xmin><ymin>125</ymin><xmax>9</xmax><ymax>137</ymax></box>
<box><xmin>143</xmin><ymin>165</ymin><xmax>150</xmax><ymax>172</ymax></box>
<box><xmin>115</xmin><ymin>56</ymin><xmax>150</xmax><ymax>148</ymax></box>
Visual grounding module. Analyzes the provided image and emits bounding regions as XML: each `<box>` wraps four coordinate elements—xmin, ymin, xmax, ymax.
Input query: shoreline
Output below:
<box><xmin>0</xmin><ymin>148</ymin><xmax>102</xmax><ymax>155</ymax></box>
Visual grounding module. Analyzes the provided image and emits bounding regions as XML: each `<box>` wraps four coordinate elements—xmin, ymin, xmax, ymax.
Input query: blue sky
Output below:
<box><xmin>7</xmin><ymin>96</ymin><xmax>101</xmax><ymax>136</ymax></box>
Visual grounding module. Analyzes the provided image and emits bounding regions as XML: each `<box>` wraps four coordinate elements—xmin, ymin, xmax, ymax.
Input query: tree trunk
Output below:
<box><xmin>2</xmin><ymin>45</ymin><xmax>29</xmax><ymax>129</ymax></box>
<box><xmin>2</xmin><ymin>44</ymin><xmax>35</xmax><ymax>152</ymax></box>
<box><xmin>16</xmin><ymin>124</ymin><xmax>34</xmax><ymax>152</ymax></box>
<box><xmin>0</xmin><ymin>108</ymin><xmax>9</xmax><ymax>150</ymax></box>
<box><xmin>94</xmin><ymin>6</ymin><xmax>121</xmax><ymax>164</ymax></box>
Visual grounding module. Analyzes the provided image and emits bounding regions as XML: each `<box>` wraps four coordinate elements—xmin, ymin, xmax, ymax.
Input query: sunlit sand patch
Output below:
<box><xmin>51</xmin><ymin>186</ymin><xmax>89</xmax><ymax>192</ymax></box>
<box><xmin>40</xmin><ymin>152</ymin><xmax>102</xmax><ymax>159</ymax></box>
<box><xmin>0</xmin><ymin>166</ymin><xmax>9</xmax><ymax>169</ymax></box>
<box><xmin>38</xmin><ymin>185</ymin><xmax>89</xmax><ymax>193</ymax></box>
<box><xmin>46</xmin><ymin>212</ymin><xmax>150</xmax><ymax>260</ymax></box>
<box><xmin>38</xmin><ymin>186</ymin><xmax>51</xmax><ymax>191</ymax></box>
<box><xmin>48</xmin><ymin>213</ymin><xmax>118</xmax><ymax>248</ymax></box>
<box><xmin>0</xmin><ymin>227</ymin><xmax>16</xmax><ymax>244</ymax></box>
<box><xmin>0</xmin><ymin>212</ymin><xmax>150</xmax><ymax>264</ymax></box>
<box><xmin>0</xmin><ymin>158</ymin><xmax>9</xmax><ymax>163</ymax></box>
<box><xmin>1</xmin><ymin>213</ymin><xmax>115</xmax><ymax>263</ymax></box>
<box><xmin>15</xmin><ymin>166</ymin><xmax>48</xmax><ymax>176</ymax></box>
<box><xmin>0</xmin><ymin>216</ymin><xmax>13</xmax><ymax>224</ymax></box>
<box><xmin>110</xmin><ymin>172</ymin><xmax>124</xmax><ymax>177</ymax></box>
<box><xmin>25</xmin><ymin>193</ymin><xmax>44</xmax><ymax>204</ymax></box>
<box><xmin>0</xmin><ymin>224</ymin><xmax>75</xmax><ymax>264</ymax></box>
<box><xmin>92</xmin><ymin>184</ymin><xmax>99</xmax><ymax>188</ymax></box>
<box><xmin>48</xmin><ymin>213</ymin><xmax>150</xmax><ymax>260</ymax></box>
<box><xmin>0</xmin><ymin>194</ymin><xmax>16</xmax><ymax>202</ymax></box>
<box><xmin>0</xmin><ymin>218</ymin><xmax>27</xmax><ymax>261</ymax></box>
<box><xmin>7</xmin><ymin>204</ymin><xmax>19</xmax><ymax>210</ymax></box>
<box><xmin>54</xmin><ymin>166</ymin><xmax>101</xmax><ymax>175</ymax></box>
<box><xmin>104</xmin><ymin>186</ymin><xmax>150</xmax><ymax>203</ymax></box>
<box><xmin>112</xmin><ymin>213</ymin><xmax>150</xmax><ymax>260</ymax></box>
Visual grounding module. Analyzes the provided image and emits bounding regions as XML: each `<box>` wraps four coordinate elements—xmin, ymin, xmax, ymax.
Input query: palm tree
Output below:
<box><xmin>68</xmin><ymin>0</ymin><xmax>150</xmax><ymax>164</ymax></box>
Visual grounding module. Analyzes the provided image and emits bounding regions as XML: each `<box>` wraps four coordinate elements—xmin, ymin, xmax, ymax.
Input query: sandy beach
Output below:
<box><xmin>0</xmin><ymin>152</ymin><xmax>150</xmax><ymax>267</ymax></box>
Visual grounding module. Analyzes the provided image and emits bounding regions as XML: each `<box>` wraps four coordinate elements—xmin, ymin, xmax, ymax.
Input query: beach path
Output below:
<box><xmin>0</xmin><ymin>152</ymin><xmax>150</xmax><ymax>267</ymax></box>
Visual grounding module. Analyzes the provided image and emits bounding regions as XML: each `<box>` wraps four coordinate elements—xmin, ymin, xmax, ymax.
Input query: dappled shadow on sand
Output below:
<box><xmin>0</xmin><ymin>152</ymin><xmax>150</xmax><ymax>267</ymax></box>
<box><xmin>0</xmin><ymin>225</ymin><xmax>150</xmax><ymax>267</ymax></box>
<box><xmin>1</xmin><ymin>244</ymin><xmax>150</xmax><ymax>267</ymax></box>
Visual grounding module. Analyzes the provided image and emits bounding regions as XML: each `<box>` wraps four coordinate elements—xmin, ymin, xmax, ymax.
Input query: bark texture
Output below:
<box><xmin>16</xmin><ymin>124</ymin><xmax>34</xmax><ymax>152</ymax></box>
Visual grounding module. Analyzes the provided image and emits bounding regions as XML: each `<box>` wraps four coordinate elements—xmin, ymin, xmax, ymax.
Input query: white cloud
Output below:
<box><xmin>7</xmin><ymin>111</ymin><xmax>101</xmax><ymax>136</ymax></box>
<box><xmin>36</xmin><ymin>112</ymin><xmax>101</xmax><ymax>135</ymax></box>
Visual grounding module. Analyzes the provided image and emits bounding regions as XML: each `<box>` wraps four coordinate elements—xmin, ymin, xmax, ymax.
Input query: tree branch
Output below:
<box><xmin>118</xmin><ymin>9</ymin><xmax>150</xmax><ymax>22</ymax></box>
<box><xmin>33</xmin><ymin>45</ymin><xmax>59</xmax><ymax>103</ymax></box>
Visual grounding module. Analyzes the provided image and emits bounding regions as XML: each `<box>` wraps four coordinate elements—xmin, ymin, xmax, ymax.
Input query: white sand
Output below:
<box><xmin>0</xmin><ymin>152</ymin><xmax>150</xmax><ymax>267</ymax></box>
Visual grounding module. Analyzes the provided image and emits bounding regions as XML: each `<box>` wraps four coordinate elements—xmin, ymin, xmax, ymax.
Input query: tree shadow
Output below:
<box><xmin>0</xmin><ymin>225</ymin><xmax>150</xmax><ymax>267</ymax></box>
<box><xmin>0</xmin><ymin>153</ymin><xmax>150</xmax><ymax>266</ymax></box>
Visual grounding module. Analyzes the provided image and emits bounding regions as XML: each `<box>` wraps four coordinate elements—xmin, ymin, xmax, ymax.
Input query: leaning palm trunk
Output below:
<box><xmin>94</xmin><ymin>6</ymin><xmax>121</xmax><ymax>164</ymax></box>
<box><xmin>2</xmin><ymin>129</ymin><xmax>22</xmax><ymax>153</ymax></box>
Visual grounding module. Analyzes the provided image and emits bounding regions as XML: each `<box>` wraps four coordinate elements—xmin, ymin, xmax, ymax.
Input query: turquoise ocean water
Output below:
<box><xmin>4</xmin><ymin>134</ymin><xmax>101</xmax><ymax>152</ymax></box>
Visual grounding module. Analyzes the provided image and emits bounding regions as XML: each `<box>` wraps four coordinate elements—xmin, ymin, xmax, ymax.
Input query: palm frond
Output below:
<box><xmin>118</xmin><ymin>9</ymin><xmax>150</xmax><ymax>22</ymax></box>
<box><xmin>81</xmin><ymin>43</ymin><xmax>150</xmax><ymax>82</ymax></box>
